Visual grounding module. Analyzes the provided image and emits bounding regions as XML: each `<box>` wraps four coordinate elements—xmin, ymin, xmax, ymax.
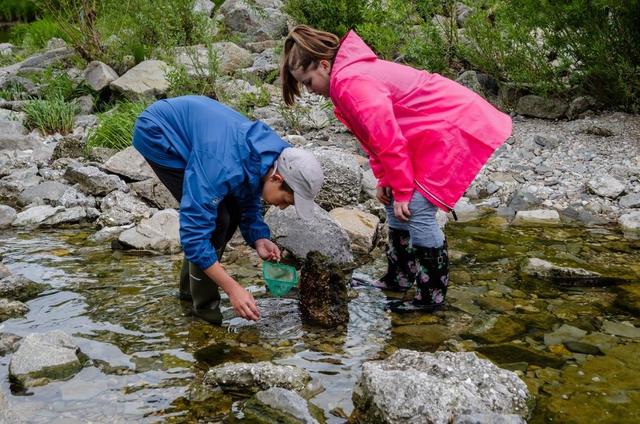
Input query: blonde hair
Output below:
<box><xmin>281</xmin><ymin>25</ymin><xmax>340</xmax><ymax>105</ymax></box>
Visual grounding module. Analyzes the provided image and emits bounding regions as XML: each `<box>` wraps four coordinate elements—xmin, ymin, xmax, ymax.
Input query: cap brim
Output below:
<box><xmin>293</xmin><ymin>192</ymin><xmax>316</xmax><ymax>220</ymax></box>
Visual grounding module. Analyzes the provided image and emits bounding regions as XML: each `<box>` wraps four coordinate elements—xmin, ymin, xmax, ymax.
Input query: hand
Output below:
<box><xmin>394</xmin><ymin>201</ymin><xmax>411</xmax><ymax>222</ymax></box>
<box><xmin>255</xmin><ymin>238</ymin><xmax>281</xmax><ymax>261</ymax></box>
<box><xmin>228</xmin><ymin>286</ymin><xmax>261</xmax><ymax>321</ymax></box>
<box><xmin>376</xmin><ymin>187</ymin><xmax>391</xmax><ymax>205</ymax></box>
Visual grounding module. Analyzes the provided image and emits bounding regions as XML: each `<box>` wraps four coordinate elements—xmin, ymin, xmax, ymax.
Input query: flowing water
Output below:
<box><xmin>1</xmin><ymin>216</ymin><xmax>639</xmax><ymax>423</ymax></box>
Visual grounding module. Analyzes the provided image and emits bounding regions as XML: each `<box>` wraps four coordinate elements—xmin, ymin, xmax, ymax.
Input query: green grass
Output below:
<box><xmin>22</xmin><ymin>96</ymin><xmax>79</xmax><ymax>135</ymax></box>
<box><xmin>86</xmin><ymin>102</ymin><xmax>148</xmax><ymax>151</ymax></box>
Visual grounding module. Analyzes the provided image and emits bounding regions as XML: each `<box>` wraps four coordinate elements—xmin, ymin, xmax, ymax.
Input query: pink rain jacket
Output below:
<box><xmin>330</xmin><ymin>31</ymin><xmax>512</xmax><ymax>211</ymax></box>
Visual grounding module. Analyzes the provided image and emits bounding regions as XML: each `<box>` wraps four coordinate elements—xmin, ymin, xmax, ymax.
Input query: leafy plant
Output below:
<box><xmin>10</xmin><ymin>17</ymin><xmax>66</xmax><ymax>51</ymax></box>
<box><xmin>284</xmin><ymin>0</ymin><xmax>367</xmax><ymax>36</ymax></box>
<box><xmin>228</xmin><ymin>87</ymin><xmax>271</xmax><ymax>118</ymax></box>
<box><xmin>22</xmin><ymin>95</ymin><xmax>79</xmax><ymax>135</ymax></box>
<box><xmin>277</xmin><ymin>102</ymin><xmax>311</xmax><ymax>134</ymax></box>
<box><xmin>86</xmin><ymin>101</ymin><xmax>147</xmax><ymax>150</ymax></box>
<box><xmin>0</xmin><ymin>0</ymin><xmax>40</xmax><ymax>22</ymax></box>
<box><xmin>166</xmin><ymin>44</ymin><xmax>221</xmax><ymax>99</ymax></box>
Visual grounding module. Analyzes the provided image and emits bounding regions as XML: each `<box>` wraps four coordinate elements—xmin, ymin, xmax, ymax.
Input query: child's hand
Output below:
<box><xmin>394</xmin><ymin>201</ymin><xmax>411</xmax><ymax>222</ymax></box>
<box><xmin>255</xmin><ymin>238</ymin><xmax>281</xmax><ymax>261</ymax></box>
<box><xmin>376</xmin><ymin>187</ymin><xmax>391</xmax><ymax>205</ymax></box>
<box><xmin>228</xmin><ymin>286</ymin><xmax>260</xmax><ymax>321</ymax></box>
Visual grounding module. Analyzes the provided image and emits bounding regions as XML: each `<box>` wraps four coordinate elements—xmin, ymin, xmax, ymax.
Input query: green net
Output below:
<box><xmin>262</xmin><ymin>261</ymin><xmax>298</xmax><ymax>297</ymax></box>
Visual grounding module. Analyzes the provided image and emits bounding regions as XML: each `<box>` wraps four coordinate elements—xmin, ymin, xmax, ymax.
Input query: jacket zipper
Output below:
<box><xmin>414</xmin><ymin>180</ymin><xmax>458</xmax><ymax>221</ymax></box>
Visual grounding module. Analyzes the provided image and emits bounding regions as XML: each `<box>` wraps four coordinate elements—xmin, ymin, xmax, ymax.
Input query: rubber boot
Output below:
<box><xmin>389</xmin><ymin>240</ymin><xmax>449</xmax><ymax>313</ymax></box>
<box><xmin>368</xmin><ymin>228</ymin><xmax>417</xmax><ymax>291</ymax></box>
<box><xmin>177</xmin><ymin>256</ymin><xmax>192</xmax><ymax>301</ymax></box>
<box><xmin>189</xmin><ymin>262</ymin><xmax>223</xmax><ymax>325</ymax></box>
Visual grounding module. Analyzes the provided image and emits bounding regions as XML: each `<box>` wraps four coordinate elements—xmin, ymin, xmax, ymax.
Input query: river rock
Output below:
<box><xmin>587</xmin><ymin>175</ymin><xmax>625</xmax><ymax>198</ymax></box>
<box><xmin>313</xmin><ymin>148</ymin><xmax>363</xmax><ymax>209</ymax></box>
<box><xmin>43</xmin><ymin>206</ymin><xmax>96</xmax><ymax>226</ymax></box>
<box><xmin>265</xmin><ymin>205</ymin><xmax>353</xmax><ymax>265</ymax></box>
<box><xmin>516</xmin><ymin>95</ymin><xmax>568</xmax><ymax>119</ymax></box>
<box><xmin>9</xmin><ymin>330</ymin><xmax>83</xmax><ymax>388</ymax></box>
<box><xmin>17</xmin><ymin>180</ymin><xmax>70</xmax><ymax>206</ymax></box>
<box><xmin>299</xmin><ymin>251</ymin><xmax>350</xmax><ymax>328</ymax></box>
<box><xmin>243</xmin><ymin>387</ymin><xmax>323</xmax><ymax>424</ymax></box>
<box><xmin>328</xmin><ymin>207</ymin><xmax>379</xmax><ymax>254</ymax></box>
<box><xmin>204</xmin><ymin>361</ymin><xmax>311</xmax><ymax>393</ymax></box>
<box><xmin>467</xmin><ymin>315</ymin><xmax>526</xmax><ymax>344</ymax></box>
<box><xmin>89</xmin><ymin>224</ymin><xmax>134</xmax><ymax>243</ymax></box>
<box><xmin>0</xmin><ymin>332</ymin><xmax>21</xmax><ymax>356</ymax></box>
<box><xmin>109</xmin><ymin>60</ymin><xmax>169</xmax><ymax>100</ymax></box>
<box><xmin>619</xmin><ymin>211</ymin><xmax>640</xmax><ymax>235</ymax></box>
<box><xmin>566</xmin><ymin>95</ymin><xmax>596</xmax><ymax>120</ymax></box>
<box><xmin>351</xmin><ymin>349</ymin><xmax>529</xmax><ymax>424</ymax></box>
<box><xmin>101</xmin><ymin>146</ymin><xmax>155</xmax><ymax>181</ymax></box>
<box><xmin>520</xmin><ymin>257</ymin><xmax>618</xmax><ymax>286</ymax></box>
<box><xmin>453</xmin><ymin>413</ymin><xmax>526</xmax><ymax>424</ymax></box>
<box><xmin>115</xmin><ymin>208</ymin><xmax>181</xmax><ymax>254</ymax></box>
<box><xmin>0</xmin><ymin>166</ymin><xmax>42</xmax><ymax>201</ymax></box>
<box><xmin>12</xmin><ymin>205</ymin><xmax>65</xmax><ymax>227</ymax></box>
<box><xmin>562</xmin><ymin>340</ymin><xmax>602</xmax><ymax>355</ymax></box>
<box><xmin>512</xmin><ymin>209</ymin><xmax>560</xmax><ymax>225</ymax></box>
<box><xmin>614</xmin><ymin>284</ymin><xmax>640</xmax><ymax>314</ymax></box>
<box><xmin>0</xmin><ymin>204</ymin><xmax>17</xmax><ymax>227</ymax></box>
<box><xmin>619</xmin><ymin>193</ymin><xmax>640</xmax><ymax>209</ymax></box>
<box><xmin>83</xmin><ymin>60</ymin><xmax>119</xmax><ymax>91</ymax></box>
<box><xmin>59</xmin><ymin>186</ymin><xmax>96</xmax><ymax>208</ymax></box>
<box><xmin>129</xmin><ymin>177</ymin><xmax>179</xmax><ymax>209</ymax></box>
<box><xmin>475</xmin><ymin>343</ymin><xmax>565</xmax><ymax>368</ymax></box>
<box><xmin>0</xmin><ymin>298</ymin><xmax>28</xmax><ymax>321</ymax></box>
<box><xmin>543</xmin><ymin>324</ymin><xmax>587</xmax><ymax>346</ymax></box>
<box><xmin>601</xmin><ymin>320</ymin><xmax>640</xmax><ymax>339</ymax></box>
<box><xmin>64</xmin><ymin>165</ymin><xmax>128</xmax><ymax>195</ymax></box>
<box><xmin>97</xmin><ymin>190</ymin><xmax>153</xmax><ymax>227</ymax></box>
<box><xmin>0</xmin><ymin>273</ymin><xmax>47</xmax><ymax>301</ymax></box>
<box><xmin>174</xmin><ymin>42</ymin><xmax>253</xmax><ymax>76</ymax></box>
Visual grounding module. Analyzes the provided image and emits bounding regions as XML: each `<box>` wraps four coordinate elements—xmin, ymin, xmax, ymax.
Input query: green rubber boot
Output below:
<box><xmin>177</xmin><ymin>256</ymin><xmax>192</xmax><ymax>301</ymax></box>
<box><xmin>188</xmin><ymin>262</ymin><xmax>223</xmax><ymax>325</ymax></box>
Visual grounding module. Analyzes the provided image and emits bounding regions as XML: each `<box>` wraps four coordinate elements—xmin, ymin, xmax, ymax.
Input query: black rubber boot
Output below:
<box><xmin>389</xmin><ymin>241</ymin><xmax>449</xmax><ymax>313</ymax></box>
<box><xmin>369</xmin><ymin>228</ymin><xmax>417</xmax><ymax>291</ymax></box>
<box><xmin>177</xmin><ymin>256</ymin><xmax>192</xmax><ymax>301</ymax></box>
<box><xmin>189</xmin><ymin>262</ymin><xmax>223</xmax><ymax>325</ymax></box>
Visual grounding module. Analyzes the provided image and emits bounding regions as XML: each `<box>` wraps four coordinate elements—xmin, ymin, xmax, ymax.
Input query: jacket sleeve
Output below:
<box><xmin>237</xmin><ymin>189</ymin><xmax>271</xmax><ymax>246</ymax></box>
<box><xmin>179</xmin><ymin>151</ymin><xmax>229</xmax><ymax>271</ymax></box>
<box><xmin>333</xmin><ymin>75</ymin><xmax>414</xmax><ymax>201</ymax></box>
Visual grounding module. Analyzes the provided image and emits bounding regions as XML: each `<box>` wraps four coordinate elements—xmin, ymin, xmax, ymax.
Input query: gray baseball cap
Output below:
<box><xmin>276</xmin><ymin>147</ymin><xmax>324</xmax><ymax>220</ymax></box>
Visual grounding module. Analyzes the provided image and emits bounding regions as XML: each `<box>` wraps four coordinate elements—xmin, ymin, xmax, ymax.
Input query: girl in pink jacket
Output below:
<box><xmin>281</xmin><ymin>25</ymin><xmax>512</xmax><ymax>312</ymax></box>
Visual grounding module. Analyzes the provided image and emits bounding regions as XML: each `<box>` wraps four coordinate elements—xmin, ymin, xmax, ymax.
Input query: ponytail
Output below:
<box><xmin>280</xmin><ymin>25</ymin><xmax>340</xmax><ymax>105</ymax></box>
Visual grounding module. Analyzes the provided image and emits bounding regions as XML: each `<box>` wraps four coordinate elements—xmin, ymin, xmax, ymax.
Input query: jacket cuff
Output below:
<box><xmin>393</xmin><ymin>189</ymin><xmax>414</xmax><ymax>202</ymax></box>
<box><xmin>246</xmin><ymin>228</ymin><xmax>271</xmax><ymax>248</ymax></box>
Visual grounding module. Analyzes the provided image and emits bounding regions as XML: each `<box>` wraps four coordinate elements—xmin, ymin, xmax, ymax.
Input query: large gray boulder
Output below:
<box><xmin>102</xmin><ymin>146</ymin><xmax>155</xmax><ymax>181</ymax></box>
<box><xmin>516</xmin><ymin>95</ymin><xmax>568</xmax><ymax>119</ymax></box>
<box><xmin>129</xmin><ymin>178</ymin><xmax>179</xmax><ymax>209</ymax></box>
<box><xmin>587</xmin><ymin>175</ymin><xmax>626</xmax><ymax>199</ymax></box>
<box><xmin>0</xmin><ymin>166</ymin><xmax>42</xmax><ymax>201</ymax></box>
<box><xmin>312</xmin><ymin>148</ymin><xmax>363</xmax><ymax>209</ymax></box>
<box><xmin>42</xmin><ymin>205</ymin><xmax>97</xmax><ymax>226</ymax></box>
<box><xmin>97</xmin><ymin>190</ymin><xmax>153</xmax><ymax>227</ymax></box>
<box><xmin>109</xmin><ymin>60</ymin><xmax>169</xmax><ymax>100</ymax></box>
<box><xmin>0</xmin><ymin>109</ymin><xmax>29</xmax><ymax>150</ymax></box>
<box><xmin>174</xmin><ymin>42</ymin><xmax>253</xmax><ymax>76</ymax></box>
<box><xmin>9</xmin><ymin>331</ymin><xmax>83</xmax><ymax>388</ymax></box>
<box><xmin>351</xmin><ymin>350</ymin><xmax>529</xmax><ymax>424</ymax></box>
<box><xmin>12</xmin><ymin>205</ymin><xmax>64</xmax><ymax>227</ymax></box>
<box><xmin>17</xmin><ymin>180</ymin><xmax>70</xmax><ymax>207</ymax></box>
<box><xmin>115</xmin><ymin>209</ymin><xmax>181</xmax><ymax>254</ymax></box>
<box><xmin>64</xmin><ymin>165</ymin><xmax>128</xmax><ymax>195</ymax></box>
<box><xmin>83</xmin><ymin>60</ymin><xmax>119</xmax><ymax>91</ymax></box>
<box><xmin>17</xmin><ymin>47</ymin><xmax>76</xmax><ymax>69</ymax></box>
<box><xmin>265</xmin><ymin>205</ymin><xmax>353</xmax><ymax>265</ymax></box>
<box><xmin>204</xmin><ymin>361</ymin><xmax>311</xmax><ymax>393</ymax></box>
<box><xmin>520</xmin><ymin>257</ymin><xmax>622</xmax><ymax>286</ymax></box>
<box><xmin>219</xmin><ymin>0</ymin><xmax>288</xmax><ymax>42</ymax></box>
<box><xmin>329</xmin><ymin>207</ymin><xmax>379</xmax><ymax>254</ymax></box>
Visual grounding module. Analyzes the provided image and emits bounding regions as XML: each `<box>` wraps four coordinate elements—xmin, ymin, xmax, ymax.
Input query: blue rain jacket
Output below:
<box><xmin>132</xmin><ymin>96</ymin><xmax>289</xmax><ymax>270</ymax></box>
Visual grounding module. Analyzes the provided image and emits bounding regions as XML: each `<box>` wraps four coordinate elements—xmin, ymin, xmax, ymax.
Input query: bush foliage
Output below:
<box><xmin>86</xmin><ymin>101</ymin><xmax>148</xmax><ymax>151</ymax></box>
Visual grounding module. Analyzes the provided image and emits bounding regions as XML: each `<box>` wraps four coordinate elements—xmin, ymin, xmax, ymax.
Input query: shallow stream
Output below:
<box><xmin>1</xmin><ymin>216</ymin><xmax>639</xmax><ymax>423</ymax></box>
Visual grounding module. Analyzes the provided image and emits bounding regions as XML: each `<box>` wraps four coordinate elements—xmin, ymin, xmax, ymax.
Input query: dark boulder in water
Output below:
<box><xmin>299</xmin><ymin>251</ymin><xmax>350</xmax><ymax>328</ymax></box>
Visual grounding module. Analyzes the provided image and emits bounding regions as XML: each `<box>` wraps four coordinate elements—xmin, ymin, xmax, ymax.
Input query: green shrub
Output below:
<box><xmin>10</xmin><ymin>17</ymin><xmax>66</xmax><ymax>50</ymax></box>
<box><xmin>284</xmin><ymin>0</ymin><xmax>367</xmax><ymax>36</ymax></box>
<box><xmin>166</xmin><ymin>44</ymin><xmax>221</xmax><ymax>99</ymax></box>
<box><xmin>22</xmin><ymin>95</ymin><xmax>79</xmax><ymax>135</ymax></box>
<box><xmin>86</xmin><ymin>101</ymin><xmax>147</xmax><ymax>151</ymax></box>
<box><xmin>0</xmin><ymin>0</ymin><xmax>39</xmax><ymax>22</ymax></box>
<box><xmin>226</xmin><ymin>87</ymin><xmax>271</xmax><ymax>118</ymax></box>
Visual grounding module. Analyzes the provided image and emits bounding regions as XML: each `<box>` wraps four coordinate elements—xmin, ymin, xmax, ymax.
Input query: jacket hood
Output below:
<box><xmin>331</xmin><ymin>31</ymin><xmax>378</xmax><ymax>80</ymax></box>
<box><xmin>240</xmin><ymin>120</ymin><xmax>290</xmax><ymax>179</ymax></box>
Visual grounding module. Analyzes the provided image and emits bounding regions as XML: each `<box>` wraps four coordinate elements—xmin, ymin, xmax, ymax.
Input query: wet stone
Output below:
<box><xmin>601</xmin><ymin>320</ymin><xmax>640</xmax><ymax>339</ymax></box>
<box><xmin>562</xmin><ymin>340</ymin><xmax>602</xmax><ymax>355</ymax></box>
<box><xmin>242</xmin><ymin>387</ymin><xmax>324</xmax><ymax>424</ymax></box>
<box><xmin>299</xmin><ymin>251</ymin><xmax>350</xmax><ymax>328</ymax></box>
<box><xmin>476</xmin><ymin>296</ymin><xmax>515</xmax><ymax>312</ymax></box>
<box><xmin>0</xmin><ymin>298</ymin><xmax>28</xmax><ymax>321</ymax></box>
<box><xmin>543</xmin><ymin>324</ymin><xmax>587</xmax><ymax>346</ymax></box>
<box><xmin>0</xmin><ymin>332</ymin><xmax>21</xmax><ymax>356</ymax></box>
<box><xmin>203</xmin><ymin>361</ymin><xmax>311</xmax><ymax>394</ymax></box>
<box><xmin>578</xmin><ymin>332</ymin><xmax>618</xmax><ymax>354</ymax></box>
<box><xmin>614</xmin><ymin>284</ymin><xmax>640</xmax><ymax>314</ymax></box>
<box><xmin>467</xmin><ymin>316</ymin><xmax>526</xmax><ymax>344</ymax></box>
<box><xmin>476</xmin><ymin>343</ymin><xmax>566</xmax><ymax>368</ymax></box>
<box><xmin>0</xmin><ymin>274</ymin><xmax>48</xmax><ymax>302</ymax></box>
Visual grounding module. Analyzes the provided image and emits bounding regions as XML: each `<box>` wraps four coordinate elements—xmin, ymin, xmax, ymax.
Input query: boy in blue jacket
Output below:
<box><xmin>132</xmin><ymin>96</ymin><xmax>324</xmax><ymax>324</ymax></box>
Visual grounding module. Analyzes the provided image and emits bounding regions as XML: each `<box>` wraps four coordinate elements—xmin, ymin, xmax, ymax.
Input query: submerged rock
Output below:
<box><xmin>299</xmin><ymin>252</ymin><xmax>350</xmax><ymax>328</ymax></box>
<box><xmin>520</xmin><ymin>257</ymin><xmax>624</xmax><ymax>286</ymax></box>
<box><xmin>0</xmin><ymin>390</ymin><xmax>24</xmax><ymax>424</ymax></box>
<box><xmin>9</xmin><ymin>331</ymin><xmax>83</xmax><ymax>387</ymax></box>
<box><xmin>0</xmin><ymin>274</ymin><xmax>47</xmax><ymax>302</ymax></box>
<box><xmin>0</xmin><ymin>298</ymin><xmax>28</xmax><ymax>321</ymax></box>
<box><xmin>475</xmin><ymin>343</ymin><xmax>565</xmax><ymax>368</ymax></box>
<box><xmin>351</xmin><ymin>349</ymin><xmax>529</xmax><ymax>424</ymax></box>
<box><xmin>0</xmin><ymin>333</ymin><xmax>21</xmax><ymax>356</ymax></box>
<box><xmin>243</xmin><ymin>387</ymin><xmax>324</xmax><ymax>424</ymax></box>
<box><xmin>204</xmin><ymin>361</ymin><xmax>311</xmax><ymax>394</ymax></box>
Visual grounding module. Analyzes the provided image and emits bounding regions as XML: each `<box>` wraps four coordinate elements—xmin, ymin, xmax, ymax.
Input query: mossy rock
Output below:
<box><xmin>614</xmin><ymin>284</ymin><xmax>640</xmax><ymax>314</ymax></box>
